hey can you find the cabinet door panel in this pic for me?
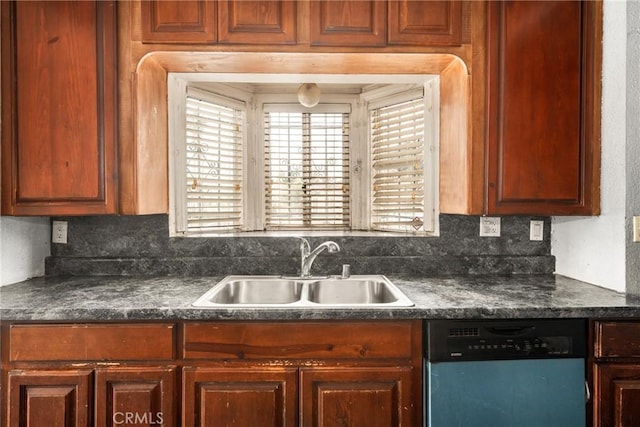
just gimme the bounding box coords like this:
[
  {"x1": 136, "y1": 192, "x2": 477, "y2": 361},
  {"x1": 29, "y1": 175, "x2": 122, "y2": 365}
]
[
  {"x1": 309, "y1": 0, "x2": 386, "y2": 46},
  {"x1": 388, "y1": 0, "x2": 462, "y2": 45},
  {"x1": 300, "y1": 366, "x2": 414, "y2": 427},
  {"x1": 183, "y1": 366, "x2": 297, "y2": 426},
  {"x1": 594, "y1": 364, "x2": 640, "y2": 427},
  {"x1": 217, "y1": 0, "x2": 296, "y2": 44},
  {"x1": 1, "y1": 0, "x2": 117, "y2": 215},
  {"x1": 486, "y1": 1, "x2": 601, "y2": 215},
  {"x1": 7, "y1": 370, "x2": 92, "y2": 427},
  {"x1": 95, "y1": 366, "x2": 177, "y2": 427},
  {"x1": 141, "y1": 0, "x2": 216, "y2": 43}
]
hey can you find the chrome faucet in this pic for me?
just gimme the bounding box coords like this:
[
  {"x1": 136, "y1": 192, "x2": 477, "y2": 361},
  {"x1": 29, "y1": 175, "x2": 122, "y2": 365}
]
[{"x1": 298, "y1": 238, "x2": 340, "y2": 278}]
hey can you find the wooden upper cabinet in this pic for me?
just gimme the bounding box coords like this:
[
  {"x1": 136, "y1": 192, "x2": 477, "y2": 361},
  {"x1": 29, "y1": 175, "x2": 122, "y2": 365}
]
[
  {"x1": 486, "y1": 1, "x2": 601, "y2": 215},
  {"x1": 141, "y1": 0, "x2": 216, "y2": 43},
  {"x1": 388, "y1": 0, "x2": 463, "y2": 45},
  {"x1": 218, "y1": 0, "x2": 296, "y2": 44},
  {"x1": 309, "y1": 1, "x2": 386, "y2": 47},
  {"x1": 0, "y1": 0, "x2": 117, "y2": 215}
]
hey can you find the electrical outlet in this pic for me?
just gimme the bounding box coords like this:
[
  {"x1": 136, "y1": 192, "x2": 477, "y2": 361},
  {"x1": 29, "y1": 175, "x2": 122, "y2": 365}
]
[
  {"x1": 530, "y1": 220, "x2": 544, "y2": 241},
  {"x1": 634, "y1": 216, "x2": 640, "y2": 242},
  {"x1": 480, "y1": 217, "x2": 501, "y2": 237},
  {"x1": 52, "y1": 220, "x2": 68, "y2": 244}
]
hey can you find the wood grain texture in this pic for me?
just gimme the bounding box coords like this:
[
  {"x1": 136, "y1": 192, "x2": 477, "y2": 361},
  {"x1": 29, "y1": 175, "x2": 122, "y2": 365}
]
[
  {"x1": 183, "y1": 366, "x2": 297, "y2": 426},
  {"x1": 95, "y1": 366, "x2": 177, "y2": 427},
  {"x1": 7, "y1": 369, "x2": 92, "y2": 427},
  {"x1": 388, "y1": 0, "x2": 463, "y2": 46},
  {"x1": 182, "y1": 321, "x2": 415, "y2": 360},
  {"x1": 486, "y1": 0, "x2": 601, "y2": 215},
  {"x1": 309, "y1": 0, "x2": 386, "y2": 47},
  {"x1": 1, "y1": 0, "x2": 118, "y2": 215},
  {"x1": 593, "y1": 364, "x2": 640, "y2": 427},
  {"x1": 300, "y1": 366, "x2": 414, "y2": 427},
  {"x1": 218, "y1": 0, "x2": 296, "y2": 44},
  {"x1": 9, "y1": 324, "x2": 175, "y2": 362},
  {"x1": 141, "y1": 0, "x2": 216, "y2": 44},
  {"x1": 595, "y1": 322, "x2": 640, "y2": 359}
]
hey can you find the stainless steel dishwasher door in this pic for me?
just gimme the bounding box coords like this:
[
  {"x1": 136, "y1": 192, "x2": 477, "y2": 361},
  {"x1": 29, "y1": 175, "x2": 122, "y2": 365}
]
[{"x1": 427, "y1": 358, "x2": 586, "y2": 427}]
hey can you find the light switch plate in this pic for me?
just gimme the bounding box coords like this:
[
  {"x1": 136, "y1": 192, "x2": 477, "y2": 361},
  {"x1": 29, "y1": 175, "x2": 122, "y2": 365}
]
[
  {"x1": 480, "y1": 217, "x2": 501, "y2": 237},
  {"x1": 530, "y1": 220, "x2": 544, "y2": 241},
  {"x1": 52, "y1": 220, "x2": 68, "y2": 244}
]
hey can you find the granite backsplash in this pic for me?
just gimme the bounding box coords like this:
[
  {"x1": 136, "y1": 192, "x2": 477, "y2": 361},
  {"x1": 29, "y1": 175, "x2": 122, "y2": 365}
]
[{"x1": 46, "y1": 214, "x2": 553, "y2": 277}]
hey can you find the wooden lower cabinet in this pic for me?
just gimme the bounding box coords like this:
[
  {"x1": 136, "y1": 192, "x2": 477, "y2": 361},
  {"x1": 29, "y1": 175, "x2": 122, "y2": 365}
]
[
  {"x1": 183, "y1": 366, "x2": 298, "y2": 426},
  {"x1": 95, "y1": 366, "x2": 177, "y2": 427},
  {"x1": 7, "y1": 369, "x2": 92, "y2": 427},
  {"x1": 2, "y1": 320, "x2": 421, "y2": 426},
  {"x1": 593, "y1": 321, "x2": 640, "y2": 427},
  {"x1": 594, "y1": 364, "x2": 640, "y2": 427},
  {"x1": 300, "y1": 366, "x2": 414, "y2": 427}
]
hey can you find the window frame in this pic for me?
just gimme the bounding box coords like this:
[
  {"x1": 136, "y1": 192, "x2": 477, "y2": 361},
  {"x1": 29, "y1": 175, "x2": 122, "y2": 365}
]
[
  {"x1": 262, "y1": 104, "x2": 352, "y2": 230},
  {"x1": 168, "y1": 75, "x2": 439, "y2": 237}
]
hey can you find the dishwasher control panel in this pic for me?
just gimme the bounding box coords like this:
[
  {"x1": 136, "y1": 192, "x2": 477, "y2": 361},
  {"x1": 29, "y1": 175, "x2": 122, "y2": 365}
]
[{"x1": 427, "y1": 319, "x2": 586, "y2": 362}]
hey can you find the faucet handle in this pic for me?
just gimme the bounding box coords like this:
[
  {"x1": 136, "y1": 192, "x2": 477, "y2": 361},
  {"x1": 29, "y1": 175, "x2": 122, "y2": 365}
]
[{"x1": 341, "y1": 264, "x2": 351, "y2": 279}]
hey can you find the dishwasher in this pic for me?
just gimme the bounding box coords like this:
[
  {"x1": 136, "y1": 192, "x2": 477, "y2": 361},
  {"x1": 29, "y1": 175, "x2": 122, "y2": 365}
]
[{"x1": 425, "y1": 319, "x2": 587, "y2": 427}]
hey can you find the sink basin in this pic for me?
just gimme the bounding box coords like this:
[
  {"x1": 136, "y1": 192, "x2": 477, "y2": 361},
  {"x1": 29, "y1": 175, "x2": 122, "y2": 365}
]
[
  {"x1": 192, "y1": 275, "x2": 413, "y2": 308},
  {"x1": 203, "y1": 278, "x2": 303, "y2": 305},
  {"x1": 307, "y1": 278, "x2": 399, "y2": 304}
]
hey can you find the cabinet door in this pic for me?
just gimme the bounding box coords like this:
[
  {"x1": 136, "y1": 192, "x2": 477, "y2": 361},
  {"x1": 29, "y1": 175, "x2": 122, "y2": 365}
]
[
  {"x1": 309, "y1": 0, "x2": 386, "y2": 47},
  {"x1": 300, "y1": 366, "x2": 415, "y2": 427},
  {"x1": 388, "y1": 0, "x2": 463, "y2": 45},
  {"x1": 217, "y1": 0, "x2": 296, "y2": 44},
  {"x1": 486, "y1": 1, "x2": 601, "y2": 215},
  {"x1": 95, "y1": 366, "x2": 177, "y2": 427},
  {"x1": 0, "y1": 0, "x2": 118, "y2": 215},
  {"x1": 140, "y1": 0, "x2": 216, "y2": 44},
  {"x1": 7, "y1": 369, "x2": 92, "y2": 427},
  {"x1": 182, "y1": 366, "x2": 298, "y2": 426},
  {"x1": 594, "y1": 364, "x2": 640, "y2": 427}
]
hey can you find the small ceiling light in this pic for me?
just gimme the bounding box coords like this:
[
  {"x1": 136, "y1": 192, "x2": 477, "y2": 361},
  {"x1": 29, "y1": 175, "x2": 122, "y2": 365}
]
[{"x1": 297, "y1": 83, "x2": 321, "y2": 108}]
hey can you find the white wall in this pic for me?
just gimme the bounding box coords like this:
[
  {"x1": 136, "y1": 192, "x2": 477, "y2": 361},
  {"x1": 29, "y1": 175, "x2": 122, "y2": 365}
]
[
  {"x1": 0, "y1": 217, "x2": 50, "y2": 286},
  {"x1": 552, "y1": 0, "x2": 628, "y2": 293}
]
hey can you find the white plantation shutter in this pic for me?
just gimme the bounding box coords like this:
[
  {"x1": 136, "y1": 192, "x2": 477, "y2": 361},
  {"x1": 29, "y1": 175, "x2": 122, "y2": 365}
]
[
  {"x1": 370, "y1": 93, "x2": 427, "y2": 233},
  {"x1": 185, "y1": 89, "x2": 244, "y2": 233},
  {"x1": 264, "y1": 107, "x2": 350, "y2": 230}
]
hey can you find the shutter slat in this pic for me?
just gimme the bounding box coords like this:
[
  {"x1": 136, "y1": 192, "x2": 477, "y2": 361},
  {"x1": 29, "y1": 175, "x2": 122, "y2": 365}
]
[
  {"x1": 185, "y1": 94, "x2": 244, "y2": 233},
  {"x1": 264, "y1": 111, "x2": 350, "y2": 229},
  {"x1": 370, "y1": 97, "x2": 426, "y2": 233}
]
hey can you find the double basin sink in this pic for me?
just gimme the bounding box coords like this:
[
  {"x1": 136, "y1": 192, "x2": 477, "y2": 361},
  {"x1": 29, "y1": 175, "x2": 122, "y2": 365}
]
[{"x1": 193, "y1": 274, "x2": 414, "y2": 308}]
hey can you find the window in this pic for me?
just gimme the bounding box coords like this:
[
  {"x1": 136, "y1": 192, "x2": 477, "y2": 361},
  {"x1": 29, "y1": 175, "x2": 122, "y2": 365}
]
[
  {"x1": 369, "y1": 93, "x2": 427, "y2": 233},
  {"x1": 169, "y1": 77, "x2": 438, "y2": 236},
  {"x1": 173, "y1": 88, "x2": 245, "y2": 234},
  {"x1": 264, "y1": 108, "x2": 350, "y2": 230}
]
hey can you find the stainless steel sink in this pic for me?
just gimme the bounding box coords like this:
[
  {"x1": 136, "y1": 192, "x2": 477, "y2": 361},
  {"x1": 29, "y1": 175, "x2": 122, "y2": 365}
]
[
  {"x1": 203, "y1": 278, "x2": 303, "y2": 305},
  {"x1": 192, "y1": 275, "x2": 413, "y2": 308},
  {"x1": 307, "y1": 278, "x2": 400, "y2": 305}
]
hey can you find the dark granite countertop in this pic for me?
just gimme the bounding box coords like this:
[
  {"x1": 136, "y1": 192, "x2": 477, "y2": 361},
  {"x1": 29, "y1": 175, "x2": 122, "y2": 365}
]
[{"x1": 1, "y1": 274, "x2": 639, "y2": 322}]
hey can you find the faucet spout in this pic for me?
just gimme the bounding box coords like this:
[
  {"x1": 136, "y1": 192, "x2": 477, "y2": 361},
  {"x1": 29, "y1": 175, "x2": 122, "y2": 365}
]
[{"x1": 298, "y1": 238, "x2": 340, "y2": 278}]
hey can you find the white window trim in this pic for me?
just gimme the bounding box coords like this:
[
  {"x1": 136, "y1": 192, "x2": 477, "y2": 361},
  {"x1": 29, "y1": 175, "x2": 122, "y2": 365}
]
[
  {"x1": 168, "y1": 75, "x2": 439, "y2": 237},
  {"x1": 362, "y1": 81, "x2": 440, "y2": 235}
]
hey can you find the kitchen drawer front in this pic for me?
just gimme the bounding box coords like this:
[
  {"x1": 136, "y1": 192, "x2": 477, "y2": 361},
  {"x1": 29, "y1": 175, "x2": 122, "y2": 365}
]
[
  {"x1": 595, "y1": 321, "x2": 640, "y2": 358},
  {"x1": 9, "y1": 323, "x2": 176, "y2": 362},
  {"x1": 183, "y1": 321, "x2": 417, "y2": 360}
]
